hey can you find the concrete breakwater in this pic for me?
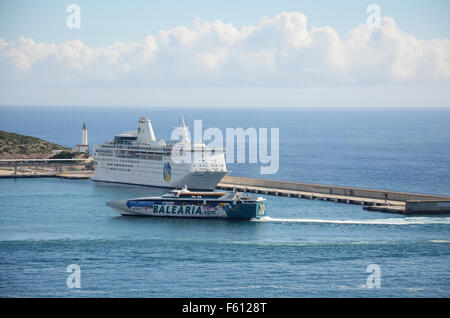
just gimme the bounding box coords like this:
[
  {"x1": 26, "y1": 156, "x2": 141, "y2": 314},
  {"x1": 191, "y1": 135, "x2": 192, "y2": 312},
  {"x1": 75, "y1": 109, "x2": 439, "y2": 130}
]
[
  {"x1": 0, "y1": 169, "x2": 94, "y2": 179},
  {"x1": 217, "y1": 176, "x2": 450, "y2": 214},
  {"x1": 0, "y1": 158, "x2": 93, "y2": 179}
]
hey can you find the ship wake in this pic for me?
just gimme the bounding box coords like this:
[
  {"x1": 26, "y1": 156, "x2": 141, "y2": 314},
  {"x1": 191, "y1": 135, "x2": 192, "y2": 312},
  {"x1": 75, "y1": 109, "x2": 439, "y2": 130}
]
[{"x1": 251, "y1": 216, "x2": 450, "y2": 225}]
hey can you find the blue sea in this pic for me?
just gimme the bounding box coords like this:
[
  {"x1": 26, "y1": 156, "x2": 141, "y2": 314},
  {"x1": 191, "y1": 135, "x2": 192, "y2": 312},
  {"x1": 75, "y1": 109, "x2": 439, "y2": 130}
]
[{"x1": 0, "y1": 106, "x2": 449, "y2": 297}]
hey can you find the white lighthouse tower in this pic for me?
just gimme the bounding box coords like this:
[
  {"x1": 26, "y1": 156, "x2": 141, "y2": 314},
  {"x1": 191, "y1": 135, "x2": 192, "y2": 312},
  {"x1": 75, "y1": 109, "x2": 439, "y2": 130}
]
[
  {"x1": 82, "y1": 123, "x2": 88, "y2": 145},
  {"x1": 76, "y1": 123, "x2": 89, "y2": 155}
]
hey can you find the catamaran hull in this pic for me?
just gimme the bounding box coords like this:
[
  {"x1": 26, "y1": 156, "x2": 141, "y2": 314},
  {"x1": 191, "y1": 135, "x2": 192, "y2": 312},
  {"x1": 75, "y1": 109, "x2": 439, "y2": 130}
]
[{"x1": 107, "y1": 199, "x2": 266, "y2": 219}]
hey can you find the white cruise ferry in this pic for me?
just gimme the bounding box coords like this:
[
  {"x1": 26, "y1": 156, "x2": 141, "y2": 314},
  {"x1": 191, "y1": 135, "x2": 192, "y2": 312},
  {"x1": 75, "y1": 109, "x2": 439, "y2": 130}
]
[{"x1": 91, "y1": 116, "x2": 228, "y2": 190}]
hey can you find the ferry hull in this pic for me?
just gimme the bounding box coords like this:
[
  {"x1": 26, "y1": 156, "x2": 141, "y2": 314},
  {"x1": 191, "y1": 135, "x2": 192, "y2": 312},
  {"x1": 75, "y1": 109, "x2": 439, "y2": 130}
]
[
  {"x1": 107, "y1": 199, "x2": 266, "y2": 220},
  {"x1": 92, "y1": 170, "x2": 228, "y2": 191}
]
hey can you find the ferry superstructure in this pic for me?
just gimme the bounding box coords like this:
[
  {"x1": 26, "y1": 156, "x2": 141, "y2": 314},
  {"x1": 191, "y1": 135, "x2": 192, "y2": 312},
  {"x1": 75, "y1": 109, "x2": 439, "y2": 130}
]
[
  {"x1": 92, "y1": 116, "x2": 228, "y2": 190},
  {"x1": 106, "y1": 187, "x2": 267, "y2": 219}
]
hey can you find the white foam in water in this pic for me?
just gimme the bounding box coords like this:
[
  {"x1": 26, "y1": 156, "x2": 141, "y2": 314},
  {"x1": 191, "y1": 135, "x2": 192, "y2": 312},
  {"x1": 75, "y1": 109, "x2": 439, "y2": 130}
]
[
  {"x1": 252, "y1": 216, "x2": 450, "y2": 225},
  {"x1": 429, "y1": 239, "x2": 450, "y2": 243}
]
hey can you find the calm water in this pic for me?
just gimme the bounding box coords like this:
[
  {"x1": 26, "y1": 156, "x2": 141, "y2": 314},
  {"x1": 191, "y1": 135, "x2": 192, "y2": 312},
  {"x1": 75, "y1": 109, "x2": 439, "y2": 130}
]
[{"x1": 0, "y1": 106, "x2": 449, "y2": 297}]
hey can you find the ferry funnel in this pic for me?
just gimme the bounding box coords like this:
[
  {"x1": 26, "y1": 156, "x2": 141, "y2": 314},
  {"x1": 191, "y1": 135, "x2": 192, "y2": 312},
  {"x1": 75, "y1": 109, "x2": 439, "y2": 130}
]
[{"x1": 138, "y1": 117, "x2": 156, "y2": 142}]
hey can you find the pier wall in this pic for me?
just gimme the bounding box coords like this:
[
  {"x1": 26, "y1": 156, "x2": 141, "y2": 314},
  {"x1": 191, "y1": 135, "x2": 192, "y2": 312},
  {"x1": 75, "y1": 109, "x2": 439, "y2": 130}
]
[
  {"x1": 406, "y1": 200, "x2": 450, "y2": 214},
  {"x1": 220, "y1": 176, "x2": 450, "y2": 202}
]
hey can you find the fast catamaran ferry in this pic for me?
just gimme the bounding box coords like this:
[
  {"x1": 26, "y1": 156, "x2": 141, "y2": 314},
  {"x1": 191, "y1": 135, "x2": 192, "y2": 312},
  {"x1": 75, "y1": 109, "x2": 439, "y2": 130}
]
[
  {"x1": 92, "y1": 116, "x2": 228, "y2": 190},
  {"x1": 106, "y1": 186, "x2": 267, "y2": 219}
]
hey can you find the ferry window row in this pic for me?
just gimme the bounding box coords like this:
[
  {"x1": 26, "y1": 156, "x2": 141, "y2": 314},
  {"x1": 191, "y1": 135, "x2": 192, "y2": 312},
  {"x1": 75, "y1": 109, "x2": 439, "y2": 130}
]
[
  {"x1": 106, "y1": 163, "x2": 133, "y2": 168},
  {"x1": 94, "y1": 152, "x2": 113, "y2": 157},
  {"x1": 108, "y1": 167, "x2": 131, "y2": 172}
]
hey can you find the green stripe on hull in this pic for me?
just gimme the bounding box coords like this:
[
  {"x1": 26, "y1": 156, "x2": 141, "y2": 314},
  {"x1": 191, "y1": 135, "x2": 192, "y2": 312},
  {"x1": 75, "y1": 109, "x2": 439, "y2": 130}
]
[{"x1": 225, "y1": 202, "x2": 267, "y2": 219}]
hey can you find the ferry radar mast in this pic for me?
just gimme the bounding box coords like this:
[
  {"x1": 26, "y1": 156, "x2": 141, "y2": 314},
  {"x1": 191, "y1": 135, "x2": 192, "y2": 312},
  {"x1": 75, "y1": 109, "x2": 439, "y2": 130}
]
[{"x1": 177, "y1": 115, "x2": 190, "y2": 143}]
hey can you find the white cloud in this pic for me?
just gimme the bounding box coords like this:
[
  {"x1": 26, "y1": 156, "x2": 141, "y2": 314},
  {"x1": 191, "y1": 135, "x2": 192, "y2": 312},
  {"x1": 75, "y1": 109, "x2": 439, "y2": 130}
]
[{"x1": 1, "y1": 12, "x2": 449, "y2": 87}]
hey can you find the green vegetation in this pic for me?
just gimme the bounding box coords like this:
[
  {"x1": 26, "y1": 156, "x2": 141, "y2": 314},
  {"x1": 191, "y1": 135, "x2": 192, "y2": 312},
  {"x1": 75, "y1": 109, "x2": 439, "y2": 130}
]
[
  {"x1": 0, "y1": 131, "x2": 72, "y2": 159},
  {"x1": 50, "y1": 151, "x2": 76, "y2": 159}
]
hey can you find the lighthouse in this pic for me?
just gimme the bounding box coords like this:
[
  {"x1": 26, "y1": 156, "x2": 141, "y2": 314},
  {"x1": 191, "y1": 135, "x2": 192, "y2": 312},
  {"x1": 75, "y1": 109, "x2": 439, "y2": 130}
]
[
  {"x1": 76, "y1": 123, "x2": 89, "y2": 155},
  {"x1": 82, "y1": 123, "x2": 88, "y2": 145}
]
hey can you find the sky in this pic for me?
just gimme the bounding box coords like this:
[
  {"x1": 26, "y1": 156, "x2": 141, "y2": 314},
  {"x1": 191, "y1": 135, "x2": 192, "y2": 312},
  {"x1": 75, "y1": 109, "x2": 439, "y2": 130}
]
[{"x1": 0, "y1": 0, "x2": 449, "y2": 107}]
